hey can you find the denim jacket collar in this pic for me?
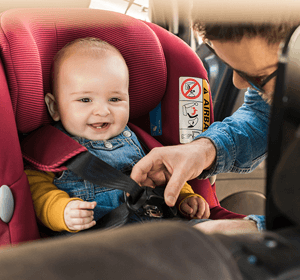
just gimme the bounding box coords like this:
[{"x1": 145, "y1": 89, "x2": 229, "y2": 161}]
[{"x1": 53, "y1": 121, "x2": 132, "y2": 146}]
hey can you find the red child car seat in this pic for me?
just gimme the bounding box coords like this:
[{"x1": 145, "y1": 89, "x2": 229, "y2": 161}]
[{"x1": 0, "y1": 8, "x2": 245, "y2": 245}]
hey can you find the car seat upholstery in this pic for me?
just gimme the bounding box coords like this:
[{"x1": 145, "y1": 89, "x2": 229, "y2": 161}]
[
  {"x1": 0, "y1": 56, "x2": 40, "y2": 246},
  {"x1": 0, "y1": 8, "x2": 245, "y2": 245}
]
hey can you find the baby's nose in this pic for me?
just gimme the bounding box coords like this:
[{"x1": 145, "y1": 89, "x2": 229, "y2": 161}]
[{"x1": 93, "y1": 104, "x2": 110, "y2": 116}]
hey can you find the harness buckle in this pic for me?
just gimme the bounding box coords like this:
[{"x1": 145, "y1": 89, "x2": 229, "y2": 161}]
[{"x1": 125, "y1": 186, "x2": 177, "y2": 219}]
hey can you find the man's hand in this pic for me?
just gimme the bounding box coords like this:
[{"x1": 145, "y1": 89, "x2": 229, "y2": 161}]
[
  {"x1": 180, "y1": 196, "x2": 210, "y2": 219},
  {"x1": 194, "y1": 219, "x2": 259, "y2": 235},
  {"x1": 64, "y1": 200, "x2": 97, "y2": 231},
  {"x1": 131, "y1": 138, "x2": 216, "y2": 206}
]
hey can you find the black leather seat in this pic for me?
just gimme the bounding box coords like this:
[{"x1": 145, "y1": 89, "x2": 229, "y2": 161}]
[{"x1": 220, "y1": 191, "x2": 266, "y2": 216}]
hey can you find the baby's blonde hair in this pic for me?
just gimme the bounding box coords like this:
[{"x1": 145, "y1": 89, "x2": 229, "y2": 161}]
[{"x1": 51, "y1": 37, "x2": 126, "y2": 95}]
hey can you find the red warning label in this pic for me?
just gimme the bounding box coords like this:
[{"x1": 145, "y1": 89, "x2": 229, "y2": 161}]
[{"x1": 180, "y1": 78, "x2": 201, "y2": 100}]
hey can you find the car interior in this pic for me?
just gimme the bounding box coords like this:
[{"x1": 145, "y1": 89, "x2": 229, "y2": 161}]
[
  {"x1": 0, "y1": 0, "x2": 300, "y2": 279},
  {"x1": 0, "y1": 4, "x2": 249, "y2": 244}
]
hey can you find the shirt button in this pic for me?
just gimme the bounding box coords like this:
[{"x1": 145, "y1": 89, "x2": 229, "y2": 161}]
[
  {"x1": 123, "y1": 130, "x2": 132, "y2": 138},
  {"x1": 104, "y1": 141, "x2": 113, "y2": 148}
]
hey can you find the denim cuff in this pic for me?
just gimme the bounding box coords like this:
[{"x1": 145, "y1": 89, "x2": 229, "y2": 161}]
[
  {"x1": 194, "y1": 128, "x2": 235, "y2": 179},
  {"x1": 244, "y1": 215, "x2": 266, "y2": 232}
]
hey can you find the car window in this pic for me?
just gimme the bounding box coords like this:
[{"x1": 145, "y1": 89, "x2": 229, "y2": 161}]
[{"x1": 89, "y1": 0, "x2": 149, "y2": 21}]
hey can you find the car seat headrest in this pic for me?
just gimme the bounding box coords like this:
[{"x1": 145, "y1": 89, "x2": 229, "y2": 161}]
[{"x1": 0, "y1": 8, "x2": 167, "y2": 133}]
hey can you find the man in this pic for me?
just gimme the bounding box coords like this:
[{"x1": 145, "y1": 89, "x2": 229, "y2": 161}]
[{"x1": 130, "y1": 18, "x2": 300, "y2": 233}]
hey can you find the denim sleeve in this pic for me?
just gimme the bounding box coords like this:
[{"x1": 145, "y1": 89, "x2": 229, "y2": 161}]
[
  {"x1": 195, "y1": 88, "x2": 270, "y2": 178},
  {"x1": 244, "y1": 215, "x2": 266, "y2": 231}
]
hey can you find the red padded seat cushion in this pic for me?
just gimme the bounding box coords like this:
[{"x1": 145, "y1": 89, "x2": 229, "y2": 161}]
[{"x1": 0, "y1": 8, "x2": 167, "y2": 133}]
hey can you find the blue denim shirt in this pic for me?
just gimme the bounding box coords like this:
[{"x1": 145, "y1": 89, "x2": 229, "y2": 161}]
[
  {"x1": 196, "y1": 88, "x2": 271, "y2": 179},
  {"x1": 53, "y1": 123, "x2": 146, "y2": 221}
]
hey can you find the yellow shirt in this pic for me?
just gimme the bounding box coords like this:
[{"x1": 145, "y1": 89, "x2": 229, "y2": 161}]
[{"x1": 25, "y1": 169, "x2": 205, "y2": 232}]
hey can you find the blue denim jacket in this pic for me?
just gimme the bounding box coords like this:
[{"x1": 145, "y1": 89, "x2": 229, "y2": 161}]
[
  {"x1": 196, "y1": 88, "x2": 271, "y2": 178},
  {"x1": 53, "y1": 123, "x2": 146, "y2": 221},
  {"x1": 193, "y1": 88, "x2": 269, "y2": 231}
]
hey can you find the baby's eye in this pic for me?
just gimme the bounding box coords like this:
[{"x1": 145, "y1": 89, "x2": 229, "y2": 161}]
[
  {"x1": 79, "y1": 98, "x2": 91, "y2": 103},
  {"x1": 110, "y1": 97, "x2": 120, "y2": 102}
]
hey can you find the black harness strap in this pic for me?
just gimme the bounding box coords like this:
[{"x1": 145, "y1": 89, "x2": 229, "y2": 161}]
[
  {"x1": 66, "y1": 151, "x2": 177, "y2": 230},
  {"x1": 66, "y1": 152, "x2": 143, "y2": 203},
  {"x1": 65, "y1": 151, "x2": 147, "y2": 229},
  {"x1": 93, "y1": 203, "x2": 131, "y2": 229}
]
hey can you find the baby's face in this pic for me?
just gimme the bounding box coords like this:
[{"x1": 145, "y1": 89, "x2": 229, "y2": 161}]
[{"x1": 54, "y1": 51, "x2": 130, "y2": 141}]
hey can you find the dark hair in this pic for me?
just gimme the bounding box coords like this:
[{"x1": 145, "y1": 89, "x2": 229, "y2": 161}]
[{"x1": 193, "y1": 22, "x2": 299, "y2": 44}]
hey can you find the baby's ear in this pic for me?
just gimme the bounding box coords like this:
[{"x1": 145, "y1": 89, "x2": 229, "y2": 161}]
[{"x1": 45, "y1": 93, "x2": 60, "y2": 121}]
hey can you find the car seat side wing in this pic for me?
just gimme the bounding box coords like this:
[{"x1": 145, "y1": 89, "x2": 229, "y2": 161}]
[{"x1": 21, "y1": 125, "x2": 87, "y2": 172}]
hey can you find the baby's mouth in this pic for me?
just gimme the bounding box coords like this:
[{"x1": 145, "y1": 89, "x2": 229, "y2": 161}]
[{"x1": 89, "y1": 123, "x2": 109, "y2": 129}]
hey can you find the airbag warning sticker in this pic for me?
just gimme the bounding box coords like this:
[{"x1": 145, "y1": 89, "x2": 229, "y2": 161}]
[{"x1": 179, "y1": 77, "x2": 210, "y2": 144}]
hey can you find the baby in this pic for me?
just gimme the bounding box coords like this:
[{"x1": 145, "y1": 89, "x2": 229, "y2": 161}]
[{"x1": 26, "y1": 37, "x2": 210, "y2": 233}]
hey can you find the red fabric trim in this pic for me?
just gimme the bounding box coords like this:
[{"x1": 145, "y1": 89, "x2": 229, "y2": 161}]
[
  {"x1": 0, "y1": 221, "x2": 10, "y2": 247},
  {"x1": 210, "y1": 206, "x2": 246, "y2": 220},
  {"x1": 21, "y1": 125, "x2": 87, "y2": 172}
]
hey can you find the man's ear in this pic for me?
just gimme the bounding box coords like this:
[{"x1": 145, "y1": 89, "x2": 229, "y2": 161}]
[{"x1": 45, "y1": 93, "x2": 60, "y2": 121}]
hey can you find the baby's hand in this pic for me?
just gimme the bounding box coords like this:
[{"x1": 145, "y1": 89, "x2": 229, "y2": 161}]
[
  {"x1": 64, "y1": 200, "x2": 97, "y2": 231},
  {"x1": 180, "y1": 196, "x2": 210, "y2": 219}
]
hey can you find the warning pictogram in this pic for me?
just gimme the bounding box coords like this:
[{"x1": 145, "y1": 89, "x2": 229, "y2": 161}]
[
  {"x1": 179, "y1": 77, "x2": 204, "y2": 144},
  {"x1": 181, "y1": 78, "x2": 201, "y2": 99}
]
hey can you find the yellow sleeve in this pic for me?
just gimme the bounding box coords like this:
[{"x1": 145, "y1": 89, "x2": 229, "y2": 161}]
[
  {"x1": 25, "y1": 169, "x2": 82, "y2": 232},
  {"x1": 177, "y1": 182, "x2": 206, "y2": 212}
]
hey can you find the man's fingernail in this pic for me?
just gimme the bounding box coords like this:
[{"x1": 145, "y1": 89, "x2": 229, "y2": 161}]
[{"x1": 167, "y1": 196, "x2": 176, "y2": 205}]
